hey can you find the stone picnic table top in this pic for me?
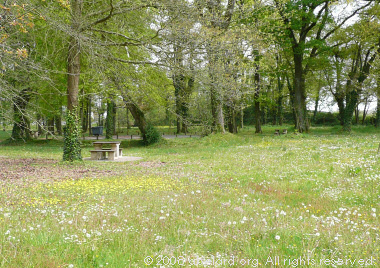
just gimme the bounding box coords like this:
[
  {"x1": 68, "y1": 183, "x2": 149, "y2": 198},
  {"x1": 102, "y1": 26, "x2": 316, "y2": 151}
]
[{"x1": 92, "y1": 141, "x2": 121, "y2": 159}]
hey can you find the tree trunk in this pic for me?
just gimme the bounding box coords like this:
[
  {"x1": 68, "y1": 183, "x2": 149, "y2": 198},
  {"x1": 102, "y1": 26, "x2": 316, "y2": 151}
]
[
  {"x1": 11, "y1": 88, "x2": 31, "y2": 141},
  {"x1": 126, "y1": 108, "x2": 131, "y2": 130},
  {"x1": 354, "y1": 105, "x2": 359, "y2": 125},
  {"x1": 286, "y1": 75, "x2": 297, "y2": 127},
  {"x1": 55, "y1": 113, "x2": 62, "y2": 135},
  {"x1": 361, "y1": 97, "x2": 368, "y2": 125},
  {"x1": 181, "y1": 76, "x2": 193, "y2": 134},
  {"x1": 293, "y1": 53, "x2": 309, "y2": 132},
  {"x1": 254, "y1": 55, "x2": 261, "y2": 133},
  {"x1": 174, "y1": 74, "x2": 183, "y2": 134},
  {"x1": 376, "y1": 95, "x2": 380, "y2": 128},
  {"x1": 67, "y1": 0, "x2": 82, "y2": 111},
  {"x1": 210, "y1": 82, "x2": 225, "y2": 133},
  {"x1": 80, "y1": 93, "x2": 88, "y2": 133},
  {"x1": 64, "y1": 0, "x2": 82, "y2": 161},
  {"x1": 105, "y1": 100, "x2": 116, "y2": 139},
  {"x1": 313, "y1": 89, "x2": 320, "y2": 123},
  {"x1": 227, "y1": 105, "x2": 237, "y2": 134},
  {"x1": 240, "y1": 106, "x2": 244, "y2": 129},
  {"x1": 47, "y1": 117, "x2": 55, "y2": 134},
  {"x1": 88, "y1": 95, "x2": 92, "y2": 135},
  {"x1": 277, "y1": 75, "x2": 284, "y2": 126},
  {"x1": 335, "y1": 95, "x2": 345, "y2": 126},
  {"x1": 113, "y1": 102, "x2": 117, "y2": 135},
  {"x1": 342, "y1": 87, "x2": 359, "y2": 132},
  {"x1": 37, "y1": 113, "x2": 43, "y2": 134},
  {"x1": 67, "y1": 39, "x2": 80, "y2": 111},
  {"x1": 123, "y1": 97, "x2": 147, "y2": 140}
]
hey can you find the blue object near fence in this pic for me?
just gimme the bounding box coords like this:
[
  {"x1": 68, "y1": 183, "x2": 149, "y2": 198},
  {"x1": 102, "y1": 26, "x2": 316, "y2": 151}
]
[{"x1": 91, "y1": 126, "x2": 103, "y2": 136}]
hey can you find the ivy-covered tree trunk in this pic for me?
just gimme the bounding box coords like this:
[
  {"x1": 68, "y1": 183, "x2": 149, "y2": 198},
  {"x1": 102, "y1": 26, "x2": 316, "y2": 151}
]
[
  {"x1": 11, "y1": 88, "x2": 31, "y2": 141},
  {"x1": 63, "y1": 0, "x2": 82, "y2": 161},
  {"x1": 63, "y1": 110, "x2": 82, "y2": 161}
]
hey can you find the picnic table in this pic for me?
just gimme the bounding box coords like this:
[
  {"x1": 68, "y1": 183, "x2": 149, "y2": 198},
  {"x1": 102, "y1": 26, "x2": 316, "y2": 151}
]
[{"x1": 90, "y1": 141, "x2": 122, "y2": 160}]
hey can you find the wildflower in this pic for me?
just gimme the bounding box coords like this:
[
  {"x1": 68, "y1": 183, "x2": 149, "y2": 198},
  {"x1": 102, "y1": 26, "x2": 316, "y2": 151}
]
[{"x1": 275, "y1": 235, "x2": 280, "y2": 240}]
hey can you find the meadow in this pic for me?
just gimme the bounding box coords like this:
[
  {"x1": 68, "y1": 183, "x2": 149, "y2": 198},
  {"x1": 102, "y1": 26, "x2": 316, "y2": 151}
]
[{"x1": 0, "y1": 126, "x2": 379, "y2": 267}]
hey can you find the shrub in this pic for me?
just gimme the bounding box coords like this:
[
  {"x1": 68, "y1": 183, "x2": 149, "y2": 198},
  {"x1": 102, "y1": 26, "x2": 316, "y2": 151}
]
[
  {"x1": 143, "y1": 123, "x2": 161, "y2": 146},
  {"x1": 313, "y1": 112, "x2": 340, "y2": 126}
]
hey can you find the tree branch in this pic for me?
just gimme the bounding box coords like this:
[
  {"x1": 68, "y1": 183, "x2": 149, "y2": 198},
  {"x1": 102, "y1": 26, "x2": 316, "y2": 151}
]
[{"x1": 322, "y1": 1, "x2": 372, "y2": 40}]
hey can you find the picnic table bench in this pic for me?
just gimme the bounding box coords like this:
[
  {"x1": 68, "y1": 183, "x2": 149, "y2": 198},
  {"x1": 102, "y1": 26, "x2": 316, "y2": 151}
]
[{"x1": 90, "y1": 141, "x2": 122, "y2": 160}]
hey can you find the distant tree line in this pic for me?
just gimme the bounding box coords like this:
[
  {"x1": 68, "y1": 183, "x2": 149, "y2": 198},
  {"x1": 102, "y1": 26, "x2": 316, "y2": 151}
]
[{"x1": 1, "y1": 0, "x2": 380, "y2": 160}]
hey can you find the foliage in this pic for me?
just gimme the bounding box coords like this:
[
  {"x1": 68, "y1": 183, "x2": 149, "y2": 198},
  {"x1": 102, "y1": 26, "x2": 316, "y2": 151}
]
[{"x1": 63, "y1": 110, "x2": 82, "y2": 161}]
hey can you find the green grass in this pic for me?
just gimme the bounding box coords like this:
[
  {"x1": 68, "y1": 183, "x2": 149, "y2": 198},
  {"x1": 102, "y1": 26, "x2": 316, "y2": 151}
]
[{"x1": 0, "y1": 125, "x2": 379, "y2": 267}]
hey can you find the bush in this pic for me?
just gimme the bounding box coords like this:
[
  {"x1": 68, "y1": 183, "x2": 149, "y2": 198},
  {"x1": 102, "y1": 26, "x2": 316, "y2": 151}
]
[
  {"x1": 143, "y1": 123, "x2": 161, "y2": 146},
  {"x1": 313, "y1": 112, "x2": 340, "y2": 126}
]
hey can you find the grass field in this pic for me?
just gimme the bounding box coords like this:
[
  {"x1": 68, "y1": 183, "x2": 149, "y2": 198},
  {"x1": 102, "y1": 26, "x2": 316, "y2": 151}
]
[{"x1": 0, "y1": 125, "x2": 379, "y2": 267}]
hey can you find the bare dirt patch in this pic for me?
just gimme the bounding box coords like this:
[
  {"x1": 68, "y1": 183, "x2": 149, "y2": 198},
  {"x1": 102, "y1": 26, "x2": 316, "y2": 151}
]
[
  {"x1": 138, "y1": 161, "x2": 167, "y2": 168},
  {"x1": 0, "y1": 158, "x2": 123, "y2": 181}
]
